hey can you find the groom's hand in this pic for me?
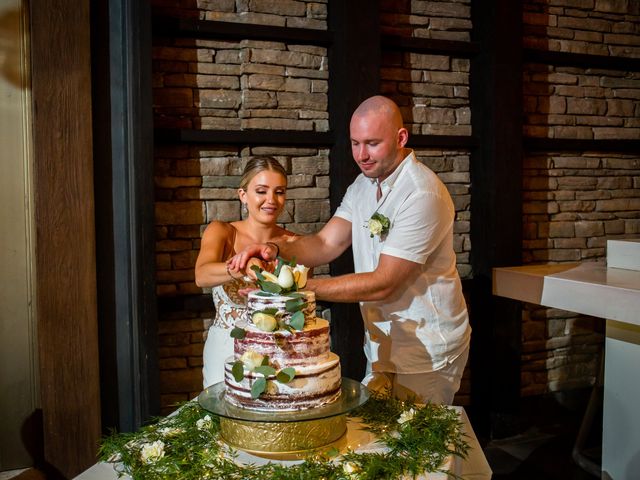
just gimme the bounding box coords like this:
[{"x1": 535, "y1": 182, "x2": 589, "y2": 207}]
[{"x1": 227, "y1": 243, "x2": 278, "y2": 271}]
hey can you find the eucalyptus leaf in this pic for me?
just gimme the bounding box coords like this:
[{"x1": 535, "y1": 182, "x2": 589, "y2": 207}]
[
  {"x1": 250, "y1": 377, "x2": 267, "y2": 399},
  {"x1": 231, "y1": 361, "x2": 244, "y2": 382},
  {"x1": 286, "y1": 292, "x2": 305, "y2": 299},
  {"x1": 251, "y1": 265, "x2": 265, "y2": 281},
  {"x1": 259, "y1": 307, "x2": 279, "y2": 315},
  {"x1": 276, "y1": 367, "x2": 296, "y2": 383},
  {"x1": 253, "y1": 291, "x2": 274, "y2": 297},
  {"x1": 230, "y1": 326, "x2": 246, "y2": 339},
  {"x1": 261, "y1": 355, "x2": 270, "y2": 366},
  {"x1": 254, "y1": 365, "x2": 276, "y2": 377},
  {"x1": 285, "y1": 297, "x2": 304, "y2": 312},
  {"x1": 289, "y1": 310, "x2": 305, "y2": 331},
  {"x1": 261, "y1": 281, "x2": 282, "y2": 294},
  {"x1": 274, "y1": 258, "x2": 284, "y2": 277}
]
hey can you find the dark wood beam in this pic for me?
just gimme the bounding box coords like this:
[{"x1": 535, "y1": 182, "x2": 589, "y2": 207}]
[
  {"x1": 470, "y1": 0, "x2": 523, "y2": 438},
  {"x1": 382, "y1": 35, "x2": 480, "y2": 57},
  {"x1": 524, "y1": 137, "x2": 640, "y2": 153},
  {"x1": 525, "y1": 48, "x2": 640, "y2": 72},
  {"x1": 92, "y1": 0, "x2": 159, "y2": 434},
  {"x1": 154, "y1": 128, "x2": 333, "y2": 146},
  {"x1": 153, "y1": 16, "x2": 332, "y2": 46},
  {"x1": 327, "y1": 0, "x2": 381, "y2": 381},
  {"x1": 153, "y1": 129, "x2": 476, "y2": 149},
  {"x1": 30, "y1": 0, "x2": 100, "y2": 476}
]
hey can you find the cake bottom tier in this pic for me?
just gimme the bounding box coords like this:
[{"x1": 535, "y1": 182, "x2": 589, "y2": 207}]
[{"x1": 224, "y1": 353, "x2": 342, "y2": 411}]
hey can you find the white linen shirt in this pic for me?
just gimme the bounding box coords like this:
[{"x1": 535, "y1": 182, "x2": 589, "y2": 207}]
[{"x1": 334, "y1": 151, "x2": 471, "y2": 373}]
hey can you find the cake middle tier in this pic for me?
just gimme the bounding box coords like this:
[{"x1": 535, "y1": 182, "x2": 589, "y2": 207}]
[{"x1": 236, "y1": 318, "x2": 331, "y2": 369}]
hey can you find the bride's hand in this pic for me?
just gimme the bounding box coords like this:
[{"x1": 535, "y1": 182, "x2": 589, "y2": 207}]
[{"x1": 245, "y1": 257, "x2": 265, "y2": 280}]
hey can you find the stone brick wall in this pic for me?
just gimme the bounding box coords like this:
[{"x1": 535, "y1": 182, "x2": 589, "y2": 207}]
[
  {"x1": 382, "y1": 51, "x2": 471, "y2": 137},
  {"x1": 415, "y1": 149, "x2": 472, "y2": 278},
  {"x1": 524, "y1": 65, "x2": 640, "y2": 139},
  {"x1": 524, "y1": 0, "x2": 640, "y2": 57},
  {"x1": 521, "y1": 0, "x2": 640, "y2": 395},
  {"x1": 153, "y1": 38, "x2": 328, "y2": 131},
  {"x1": 153, "y1": 0, "x2": 327, "y2": 29},
  {"x1": 381, "y1": 0, "x2": 472, "y2": 41}
]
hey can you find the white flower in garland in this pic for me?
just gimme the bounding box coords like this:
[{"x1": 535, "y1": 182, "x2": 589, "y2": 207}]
[
  {"x1": 196, "y1": 414, "x2": 213, "y2": 431},
  {"x1": 343, "y1": 461, "x2": 360, "y2": 475},
  {"x1": 140, "y1": 440, "x2": 165, "y2": 463},
  {"x1": 159, "y1": 426, "x2": 184, "y2": 438},
  {"x1": 397, "y1": 408, "x2": 416, "y2": 426},
  {"x1": 367, "y1": 212, "x2": 390, "y2": 238}
]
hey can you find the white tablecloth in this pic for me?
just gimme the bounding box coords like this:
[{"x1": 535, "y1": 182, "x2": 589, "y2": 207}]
[{"x1": 75, "y1": 406, "x2": 491, "y2": 479}]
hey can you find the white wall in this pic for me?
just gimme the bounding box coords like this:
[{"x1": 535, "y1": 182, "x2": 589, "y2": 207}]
[{"x1": 0, "y1": 0, "x2": 38, "y2": 470}]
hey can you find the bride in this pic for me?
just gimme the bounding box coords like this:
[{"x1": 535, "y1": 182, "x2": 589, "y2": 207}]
[{"x1": 195, "y1": 156, "x2": 297, "y2": 388}]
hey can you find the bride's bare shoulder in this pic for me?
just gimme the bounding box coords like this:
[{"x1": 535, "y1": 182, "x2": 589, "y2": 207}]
[{"x1": 202, "y1": 221, "x2": 235, "y2": 239}]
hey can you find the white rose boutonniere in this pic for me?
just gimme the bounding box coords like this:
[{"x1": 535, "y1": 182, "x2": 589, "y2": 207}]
[{"x1": 367, "y1": 212, "x2": 390, "y2": 238}]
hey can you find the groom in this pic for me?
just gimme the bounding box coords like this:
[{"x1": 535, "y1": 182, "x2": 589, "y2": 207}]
[{"x1": 229, "y1": 95, "x2": 470, "y2": 405}]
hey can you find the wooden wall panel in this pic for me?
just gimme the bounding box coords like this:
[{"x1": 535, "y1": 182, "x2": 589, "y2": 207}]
[{"x1": 29, "y1": 0, "x2": 100, "y2": 476}]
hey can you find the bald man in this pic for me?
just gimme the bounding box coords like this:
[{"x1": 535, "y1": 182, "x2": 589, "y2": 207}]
[{"x1": 229, "y1": 95, "x2": 471, "y2": 404}]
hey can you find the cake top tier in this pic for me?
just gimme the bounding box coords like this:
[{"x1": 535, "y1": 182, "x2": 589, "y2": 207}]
[
  {"x1": 250, "y1": 258, "x2": 310, "y2": 296},
  {"x1": 244, "y1": 290, "x2": 316, "y2": 332}
]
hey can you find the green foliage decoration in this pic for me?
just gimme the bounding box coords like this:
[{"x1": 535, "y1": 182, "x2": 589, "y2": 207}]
[{"x1": 99, "y1": 393, "x2": 469, "y2": 480}]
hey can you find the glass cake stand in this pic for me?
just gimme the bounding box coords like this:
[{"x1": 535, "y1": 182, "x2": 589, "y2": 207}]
[{"x1": 198, "y1": 378, "x2": 370, "y2": 458}]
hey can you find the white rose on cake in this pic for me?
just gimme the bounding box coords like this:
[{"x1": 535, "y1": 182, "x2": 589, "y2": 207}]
[
  {"x1": 292, "y1": 264, "x2": 309, "y2": 288},
  {"x1": 256, "y1": 260, "x2": 310, "y2": 293},
  {"x1": 239, "y1": 350, "x2": 264, "y2": 371},
  {"x1": 277, "y1": 264, "x2": 295, "y2": 288}
]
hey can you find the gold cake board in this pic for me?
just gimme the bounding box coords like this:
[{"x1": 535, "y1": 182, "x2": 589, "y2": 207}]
[
  {"x1": 198, "y1": 378, "x2": 369, "y2": 459},
  {"x1": 220, "y1": 415, "x2": 347, "y2": 459}
]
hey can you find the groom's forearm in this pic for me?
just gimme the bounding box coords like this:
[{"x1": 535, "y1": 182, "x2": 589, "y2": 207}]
[
  {"x1": 306, "y1": 253, "x2": 422, "y2": 303},
  {"x1": 306, "y1": 273, "x2": 390, "y2": 302}
]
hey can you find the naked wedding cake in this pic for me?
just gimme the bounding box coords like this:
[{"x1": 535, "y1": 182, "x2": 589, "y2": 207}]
[{"x1": 223, "y1": 262, "x2": 342, "y2": 411}]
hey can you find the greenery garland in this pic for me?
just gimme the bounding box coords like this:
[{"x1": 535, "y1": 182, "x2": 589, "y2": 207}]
[{"x1": 99, "y1": 393, "x2": 469, "y2": 479}]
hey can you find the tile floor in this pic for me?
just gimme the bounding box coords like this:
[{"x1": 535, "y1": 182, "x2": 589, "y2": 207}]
[{"x1": 479, "y1": 387, "x2": 602, "y2": 480}]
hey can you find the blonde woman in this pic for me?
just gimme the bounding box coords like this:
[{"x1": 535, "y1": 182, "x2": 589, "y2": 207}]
[{"x1": 195, "y1": 156, "x2": 296, "y2": 388}]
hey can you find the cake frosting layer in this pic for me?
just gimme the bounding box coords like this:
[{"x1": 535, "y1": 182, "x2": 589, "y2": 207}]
[
  {"x1": 236, "y1": 318, "x2": 331, "y2": 369},
  {"x1": 224, "y1": 353, "x2": 341, "y2": 411},
  {"x1": 245, "y1": 290, "x2": 316, "y2": 325}
]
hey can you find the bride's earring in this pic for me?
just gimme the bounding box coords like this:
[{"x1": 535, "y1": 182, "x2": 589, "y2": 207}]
[{"x1": 242, "y1": 203, "x2": 248, "y2": 216}]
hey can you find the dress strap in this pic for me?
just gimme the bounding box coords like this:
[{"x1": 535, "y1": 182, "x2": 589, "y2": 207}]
[{"x1": 227, "y1": 223, "x2": 238, "y2": 259}]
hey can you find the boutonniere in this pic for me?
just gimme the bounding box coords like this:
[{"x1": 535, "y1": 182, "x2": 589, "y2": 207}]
[{"x1": 367, "y1": 212, "x2": 390, "y2": 238}]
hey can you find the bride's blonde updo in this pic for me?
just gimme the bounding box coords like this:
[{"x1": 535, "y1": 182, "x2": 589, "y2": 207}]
[{"x1": 239, "y1": 156, "x2": 287, "y2": 190}]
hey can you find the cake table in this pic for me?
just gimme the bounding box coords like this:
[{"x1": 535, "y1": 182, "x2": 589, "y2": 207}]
[{"x1": 73, "y1": 405, "x2": 491, "y2": 480}]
